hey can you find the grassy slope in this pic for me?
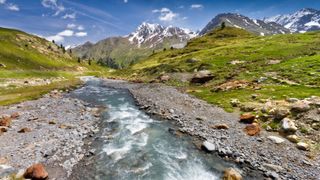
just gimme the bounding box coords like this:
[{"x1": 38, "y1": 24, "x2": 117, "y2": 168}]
[
  {"x1": 113, "y1": 27, "x2": 320, "y2": 111},
  {"x1": 0, "y1": 27, "x2": 109, "y2": 105}
]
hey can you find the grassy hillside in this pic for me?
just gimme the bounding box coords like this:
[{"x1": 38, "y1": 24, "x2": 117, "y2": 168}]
[
  {"x1": 112, "y1": 27, "x2": 320, "y2": 111},
  {"x1": 0, "y1": 27, "x2": 108, "y2": 105}
]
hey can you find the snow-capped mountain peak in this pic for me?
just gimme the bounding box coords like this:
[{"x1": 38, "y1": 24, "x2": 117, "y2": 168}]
[
  {"x1": 128, "y1": 22, "x2": 197, "y2": 47},
  {"x1": 264, "y1": 8, "x2": 320, "y2": 33}
]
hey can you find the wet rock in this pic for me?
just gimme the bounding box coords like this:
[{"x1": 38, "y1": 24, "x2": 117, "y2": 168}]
[
  {"x1": 23, "y1": 163, "x2": 48, "y2": 180},
  {"x1": 296, "y1": 142, "x2": 310, "y2": 151},
  {"x1": 223, "y1": 168, "x2": 242, "y2": 180},
  {"x1": 0, "y1": 116, "x2": 11, "y2": 127},
  {"x1": 244, "y1": 123, "x2": 261, "y2": 136},
  {"x1": 268, "y1": 136, "x2": 285, "y2": 144},
  {"x1": 280, "y1": 118, "x2": 297, "y2": 134},
  {"x1": 211, "y1": 124, "x2": 229, "y2": 129},
  {"x1": 239, "y1": 113, "x2": 255, "y2": 123},
  {"x1": 286, "y1": 135, "x2": 299, "y2": 143},
  {"x1": 18, "y1": 127, "x2": 31, "y2": 133},
  {"x1": 291, "y1": 101, "x2": 310, "y2": 113},
  {"x1": 201, "y1": 141, "x2": 216, "y2": 152},
  {"x1": 190, "y1": 70, "x2": 214, "y2": 84}
]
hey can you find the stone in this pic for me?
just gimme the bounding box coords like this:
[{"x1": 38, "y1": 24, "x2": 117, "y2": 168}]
[
  {"x1": 263, "y1": 163, "x2": 284, "y2": 172},
  {"x1": 0, "y1": 126, "x2": 8, "y2": 135},
  {"x1": 268, "y1": 136, "x2": 285, "y2": 144},
  {"x1": 269, "y1": 108, "x2": 290, "y2": 120},
  {"x1": 280, "y1": 118, "x2": 297, "y2": 134},
  {"x1": 186, "y1": 58, "x2": 198, "y2": 63},
  {"x1": 223, "y1": 168, "x2": 242, "y2": 180},
  {"x1": 287, "y1": 98, "x2": 299, "y2": 103},
  {"x1": 48, "y1": 120, "x2": 56, "y2": 125},
  {"x1": 244, "y1": 123, "x2": 261, "y2": 136},
  {"x1": 158, "y1": 74, "x2": 170, "y2": 82},
  {"x1": 230, "y1": 99, "x2": 240, "y2": 107},
  {"x1": 286, "y1": 135, "x2": 299, "y2": 143},
  {"x1": 0, "y1": 116, "x2": 12, "y2": 127},
  {"x1": 190, "y1": 70, "x2": 214, "y2": 84},
  {"x1": 211, "y1": 124, "x2": 229, "y2": 129},
  {"x1": 23, "y1": 163, "x2": 48, "y2": 180},
  {"x1": 202, "y1": 141, "x2": 216, "y2": 152},
  {"x1": 291, "y1": 101, "x2": 311, "y2": 113},
  {"x1": 0, "y1": 63, "x2": 6, "y2": 68},
  {"x1": 18, "y1": 127, "x2": 31, "y2": 133},
  {"x1": 239, "y1": 113, "x2": 255, "y2": 123},
  {"x1": 10, "y1": 112, "x2": 20, "y2": 119},
  {"x1": 296, "y1": 142, "x2": 310, "y2": 151},
  {"x1": 251, "y1": 94, "x2": 258, "y2": 99}
]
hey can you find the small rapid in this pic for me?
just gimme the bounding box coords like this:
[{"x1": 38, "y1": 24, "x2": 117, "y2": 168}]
[{"x1": 70, "y1": 77, "x2": 231, "y2": 180}]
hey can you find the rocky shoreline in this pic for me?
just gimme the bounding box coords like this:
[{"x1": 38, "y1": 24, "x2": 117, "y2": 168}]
[
  {"x1": 102, "y1": 79, "x2": 320, "y2": 180},
  {"x1": 0, "y1": 90, "x2": 102, "y2": 179}
]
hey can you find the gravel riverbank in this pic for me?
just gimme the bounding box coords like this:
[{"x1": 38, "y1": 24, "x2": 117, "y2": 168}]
[
  {"x1": 0, "y1": 90, "x2": 101, "y2": 179},
  {"x1": 103, "y1": 79, "x2": 320, "y2": 180}
]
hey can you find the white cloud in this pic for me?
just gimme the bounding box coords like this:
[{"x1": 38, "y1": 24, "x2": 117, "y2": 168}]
[
  {"x1": 67, "y1": 23, "x2": 77, "y2": 29},
  {"x1": 41, "y1": 0, "x2": 65, "y2": 16},
  {"x1": 77, "y1": 25, "x2": 84, "y2": 31},
  {"x1": 75, "y1": 32, "x2": 87, "y2": 37},
  {"x1": 46, "y1": 35, "x2": 64, "y2": 43},
  {"x1": 58, "y1": 29, "x2": 74, "y2": 37},
  {"x1": 62, "y1": 13, "x2": 76, "y2": 19},
  {"x1": 6, "y1": 3, "x2": 19, "y2": 11},
  {"x1": 190, "y1": 4, "x2": 204, "y2": 9},
  {"x1": 0, "y1": 0, "x2": 6, "y2": 4},
  {"x1": 152, "y1": 7, "x2": 178, "y2": 22},
  {"x1": 124, "y1": 0, "x2": 128, "y2": 3}
]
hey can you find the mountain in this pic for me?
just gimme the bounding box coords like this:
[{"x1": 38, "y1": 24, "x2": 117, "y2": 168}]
[
  {"x1": 73, "y1": 22, "x2": 197, "y2": 69},
  {"x1": 200, "y1": 13, "x2": 290, "y2": 36},
  {"x1": 264, "y1": 8, "x2": 320, "y2": 33}
]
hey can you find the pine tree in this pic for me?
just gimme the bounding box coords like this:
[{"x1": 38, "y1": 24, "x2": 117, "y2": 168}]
[{"x1": 221, "y1": 22, "x2": 226, "y2": 30}]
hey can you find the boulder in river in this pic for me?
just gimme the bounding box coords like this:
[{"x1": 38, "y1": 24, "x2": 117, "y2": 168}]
[
  {"x1": 223, "y1": 168, "x2": 242, "y2": 180},
  {"x1": 190, "y1": 70, "x2": 214, "y2": 84},
  {"x1": 23, "y1": 163, "x2": 48, "y2": 180}
]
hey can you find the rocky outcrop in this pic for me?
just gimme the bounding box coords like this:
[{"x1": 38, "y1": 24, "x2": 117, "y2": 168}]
[{"x1": 190, "y1": 70, "x2": 214, "y2": 84}]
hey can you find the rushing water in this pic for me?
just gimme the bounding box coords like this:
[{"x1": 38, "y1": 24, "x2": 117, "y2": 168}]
[{"x1": 70, "y1": 77, "x2": 233, "y2": 180}]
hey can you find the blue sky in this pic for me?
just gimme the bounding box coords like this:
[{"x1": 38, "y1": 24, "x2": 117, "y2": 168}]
[{"x1": 0, "y1": 0, "x2": 319, "y2": 47}]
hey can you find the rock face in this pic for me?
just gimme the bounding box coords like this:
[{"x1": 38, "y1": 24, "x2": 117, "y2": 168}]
[
  {"x1": 23, "y1": 163, "x2": 48, "y2": 180},
  {"x1": 244, "y1": 123, "x2": 261, "y2": 136},
  {"x1": 239, "y1": 113, "x2": 255, "y2": 123},
  {"x1": 268, "y1": 136, "x2": 285, "y2": 144},
  {"x1": 280, "y1": 118, "x2": 297, "y2": 134},
  {"x1": 223, "y1": 168, "x2": 242, "y2": 180},
  {"x1": 201, "y1": 141, "x2": 216, "y2": 152},
  {"x1": 190, "y1": 70, "x2": 214, "y2": 84}
]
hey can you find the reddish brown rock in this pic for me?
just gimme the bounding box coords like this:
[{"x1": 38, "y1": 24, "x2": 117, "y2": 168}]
[
  {"x1": 23, "y1": 163, "x2": 48, "y2": 180},
  {"x1": 244, "y1": 123, "x2": 261, "y2": 136},
  {"x1": 0, "y1": 116, "x2": 12, "y2": 127},
  {"x1": 18, "y1": 127, "x2": 31, "y2": 133},
  {"x1": 239, "y1": 113, "x2": 255, "y2": 123},
  {"x1": 10, "y1": 112, "x2": 20, "y2": 119}
]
